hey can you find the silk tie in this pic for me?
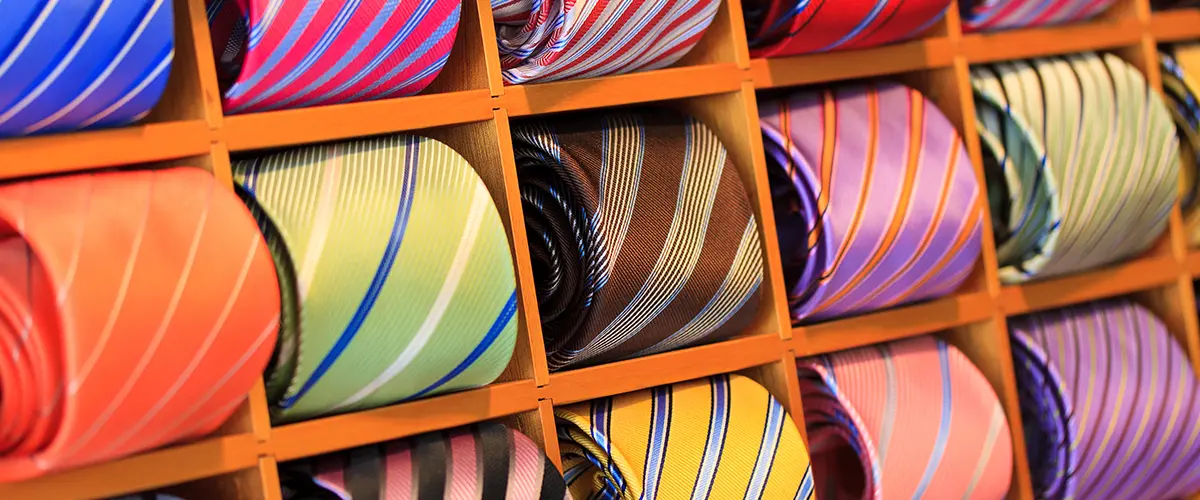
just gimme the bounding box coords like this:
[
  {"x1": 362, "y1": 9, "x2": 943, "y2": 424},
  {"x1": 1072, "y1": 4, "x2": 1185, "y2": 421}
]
[
  {"x1": 1163, "y1": 47, "x2": 1200, "y2": 248},
  {"x1": 797, "y1": 336, "x2": 1013, "y2": 499},
  {"x1": 1009, "y1": 300, "x2": 1200, "y2": 499},
  {"x1": 280, "y1": 423, "x2": 568, "y2": 499},
  {"x1": 0, "y1": 0, "x2": 173, "y2": 137},
  {"x1": 513, "y1": 109, "x2": 763, "y2": 371},
  {"x1": 234, "y1": 135, "x2": 518, "y2": 424},
  {"x1": 492, "y1": 0, "x2": 720, "y2": 84},
  {"x1": 0, "y1": 167, "x2": 280, "y2": 481},
  {"x1": 744, "y1": 0, "x2": 951, "y2": 58},
  {"x1": 760, "y1": 82, "x2": 982, "y2": 324},
  {"x1": 973, "y1": 53, "x2": 1179, "y2": 284},
  {"x1": 206, "y1": 0, "x2": 460, "y2": 114},
  {"x1": 556, "y1": 374, "x2": 815, "y2": 499},
  {"x1": 958, "y1": 0, "x2": 1118, "y2": 32}
]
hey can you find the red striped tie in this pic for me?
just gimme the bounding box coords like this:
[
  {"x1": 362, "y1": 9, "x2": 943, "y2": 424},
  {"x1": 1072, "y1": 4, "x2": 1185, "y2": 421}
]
[{"x1": 746, "y1": 0, "x2": 953, "y2": 57}]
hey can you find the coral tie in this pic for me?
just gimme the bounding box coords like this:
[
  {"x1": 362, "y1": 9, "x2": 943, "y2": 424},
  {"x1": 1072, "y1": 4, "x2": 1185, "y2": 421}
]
[
  {"x1": 0, "y1": 0, "x2": 173, "y2": 137},
  {"x1": 744, "y1": 0, "x2": 952, "y2": 57},
  {"x1": 973, "y1": 52, "x2": 1178, "y2": 283},
  {"x1": 760, "y1": 82, "x2": 982, "y2": 324},
  {"x1": 797, "y1": 336, "x2": 1013, "y2": 499},
  {"x1": 206, "y1": 0, "x2": 460, "y2": 113},
  {"x1": 492, "y1": 0, "x2": 720, "y2": 84},
  {"x1": 0, "y1": 167, "x2": 280, "y2": 481},
  {"x1": 1009, "y1": 300, "x2": 1200, "y2": 499},
  {"x1": 557, "y1": 374, "x2": 815, "y2": 499},
  {"x1": 280, "y1": 423, "x2": 569, "y2": 499},
  {"x1": 514, "y1": 108, "x2": 764, "y2": 370},
  {"x1": 234, "y1": 135, "x2": 518, "y2": 424}
]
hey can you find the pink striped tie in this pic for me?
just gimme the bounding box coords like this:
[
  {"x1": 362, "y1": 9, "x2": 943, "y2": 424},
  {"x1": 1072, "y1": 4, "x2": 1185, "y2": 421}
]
[
  {"x1": 797, "y1": 336, "x2": 1013, "y2": 499},
  {"x1": 206, "y1": 0, "x2": 460, "y2": 114}
]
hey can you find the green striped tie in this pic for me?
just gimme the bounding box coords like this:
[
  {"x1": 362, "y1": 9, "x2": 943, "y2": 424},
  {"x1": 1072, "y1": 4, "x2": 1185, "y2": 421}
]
[{"x1": 233, "y1": 135, "x2": 519, "y2": 424}]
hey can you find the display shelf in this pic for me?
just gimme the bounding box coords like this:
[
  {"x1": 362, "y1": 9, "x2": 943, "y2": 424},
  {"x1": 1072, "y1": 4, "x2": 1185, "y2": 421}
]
[{"x1": 0, "y1": 0, "x2": 1198, "y2": 498}]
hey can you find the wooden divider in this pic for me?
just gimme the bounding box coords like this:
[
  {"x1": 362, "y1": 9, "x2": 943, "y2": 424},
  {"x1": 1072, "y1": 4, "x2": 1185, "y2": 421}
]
[{"x1": 1, "y1": 0, "x2": 1199, "y2": 498}]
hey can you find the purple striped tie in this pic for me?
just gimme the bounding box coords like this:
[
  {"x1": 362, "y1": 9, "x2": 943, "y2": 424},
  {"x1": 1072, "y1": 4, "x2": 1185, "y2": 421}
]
[
  {"x1": 1010, "y1": 300, "x2": 1200, "y2": 499},
  {"x1": 206, "y1": 0, "x2": 460, "y2": 114},
  {"x1": 759, "y1": 82, "x2": 983, "y2": 323}
]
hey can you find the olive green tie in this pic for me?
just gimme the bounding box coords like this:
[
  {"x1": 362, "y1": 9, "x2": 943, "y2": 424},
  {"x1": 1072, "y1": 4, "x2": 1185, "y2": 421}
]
[{"x1": 233, "y1": 135, "x2": 519, "y2": 424}]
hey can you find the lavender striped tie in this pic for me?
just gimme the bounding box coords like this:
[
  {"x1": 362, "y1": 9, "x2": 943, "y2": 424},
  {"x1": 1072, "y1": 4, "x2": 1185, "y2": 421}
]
[
  {"x1": 1010, "y1": 300, "x2": 1200, "y2": 499},
  {"x1": 760, "y1": 82, "x2": 983, "y2": 324}
]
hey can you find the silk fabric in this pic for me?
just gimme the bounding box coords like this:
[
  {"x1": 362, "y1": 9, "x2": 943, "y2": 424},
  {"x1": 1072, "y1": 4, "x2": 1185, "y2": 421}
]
[{"x1": 745, "y1": 0, "x2": 952, "y2": 57}]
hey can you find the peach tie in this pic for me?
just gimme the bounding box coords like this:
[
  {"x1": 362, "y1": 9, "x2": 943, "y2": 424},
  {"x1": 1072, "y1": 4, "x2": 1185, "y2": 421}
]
[{"x1": 0, "y1": 167, "x2": 280, "y2": 481}]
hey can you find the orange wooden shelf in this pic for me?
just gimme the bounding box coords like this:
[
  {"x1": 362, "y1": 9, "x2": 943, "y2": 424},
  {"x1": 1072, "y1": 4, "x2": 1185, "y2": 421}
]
[
  {"x1": 1151, "y1": 10, "x2": 1200, "y2": 43},
  {"x1": 1188, "y1": 249, "x2": 1200, "y2": 277},
  {"x1": 962, "y1": 18, "x2": 1143, "y2": 64},
  {"x1": 500, "y1": 64, "x2": 743, "y2": 117},
  {"x1": 270, "y1": 380, "x2": 538, "y2": 462},
  {"x1": 750, "y1": 37, "x2": 956, "y2": 89},
  {"x1": 1000, "y1": 254, "x2": 1181, "y2": 315},
  {"x1": 0, "y1": 121, "x2": 210, "y2": 179},
  {"x1": 794, "y1": 291, "x2": 995, "y2": 356},
  {"x1": 542, "y1": 333, "x2": 783, "y2": 406},
  {"x1": 221, "y1": 90, "x2": 495, "y2": 152},
  {"x1": 0, "y1": 433, "x2": 259, "y2": 500}
]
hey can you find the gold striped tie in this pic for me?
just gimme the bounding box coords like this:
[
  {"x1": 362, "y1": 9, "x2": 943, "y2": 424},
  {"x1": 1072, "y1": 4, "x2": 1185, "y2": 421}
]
[{"x1": 556, "y1": 374, "x2": 815, "y2": 499}]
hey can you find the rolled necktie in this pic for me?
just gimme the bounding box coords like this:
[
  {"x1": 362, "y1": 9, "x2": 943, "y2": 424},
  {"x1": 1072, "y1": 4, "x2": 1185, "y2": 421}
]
[
  {"x1": 514, "y1": 109, "x2": 763, "y2": 370},
  {"x1": 1163, "y1": 47, "x2": 1200, "y2": 248},
  {"x1": 797, "y1": 336, "x2": 1013, "y2": 499},
  {"x1": 973, "y1": 53, "x2": 1178, "y2": 284},
  {"x1": 492, "y1": 0, "x2": 719, "y2": 84},
  {"x1": 557, "y1": 374, "x2": 815, "y2": 499},
  {"x1": 281, "y1": 422, "x2": 568, "y2": 499},
  {"x1": 0, "y1": 167, "x2": 280, "y2": 481},
  {"x1": 959, "y1": 0, "x2": 1118, "y2": 32},
  {"x1": 1009, "y1": 300, "x2": 1200, "y2": 499},
  {"x1": 235, "y1": 135, "x2": 518, "y2": 424},
  {"x1": 206, "y1": 0, "x2": 459, "y2": 114},
  {"x1": 0, "y1": 0, "x2": 173, "y2": 137},
  {"x1": 744, "y1": 0, "x2": 951, "y2": 57},
  {"x1": 760, "y1": 82, "x2": 982, "y2": 324}
]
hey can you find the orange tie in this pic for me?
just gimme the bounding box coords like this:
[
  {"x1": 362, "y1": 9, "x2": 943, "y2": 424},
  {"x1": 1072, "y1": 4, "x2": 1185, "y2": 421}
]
[{"x1": 0, "y1": 167, "x2": 280, "y2": 481}]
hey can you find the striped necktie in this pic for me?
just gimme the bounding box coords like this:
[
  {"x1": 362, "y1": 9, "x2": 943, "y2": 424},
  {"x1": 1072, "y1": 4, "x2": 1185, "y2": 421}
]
[
  {"x1": 0, "y1": 0, "x2": 173, "y2": 137},
  {"x1": 492, "y1": 0, "x2": 720, "y2": 84},
  {"x1": 557, "y1": 374, "x2": 815, "y2": 499},
  {"x1": 1162, "y1": 48, "x2": 1200, "y2": 248},
  {"x1": 760, "y1": 82, "x2": 982, "y2": 324},
  {"x1": 281, "y1": 423, "x2": 568, "y2": 499},
  {"x1": 1009, "y1": 300, "x2": 1200, "y2": 499},
  {"x1": 0, "y1": 167, "x2": 280, "y2": 481},
  {"x1": 744, "y1": 0, "x2": 951, "y2": 57},
  {"x1": 206, "y1": 0, "x2": 460, "y2": 114},
  {"x1": 234, "y1": 135, "x2": 519, "y2": 424},
  {"x1": 797, "y1": 336, "x2": 1014, "y2": 499},
  {"x1": 973, "y1": 53, "x2": 1178, "y2": 284},
  {"x1": 959, "y1": 0, "x2": 1118, "y2": 32},
  {"x1": 513, "y1": 109, "x2": 763, "y2": 371}
]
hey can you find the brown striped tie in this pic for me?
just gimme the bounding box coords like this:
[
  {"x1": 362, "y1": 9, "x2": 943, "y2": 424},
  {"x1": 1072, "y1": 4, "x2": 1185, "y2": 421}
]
[{"x1": 513, "y1": 108, "x2": 764, "y2": 370}]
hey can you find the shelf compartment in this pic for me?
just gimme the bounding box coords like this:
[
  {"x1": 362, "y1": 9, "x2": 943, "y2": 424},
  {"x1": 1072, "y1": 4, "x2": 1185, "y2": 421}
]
[
  {"x1": 962, "y1": 19, "x2": 1143, "y2": 64},
  {"x1": 750, "y1": 38, "x2": 956, "y2": 89},
  {"x1": 794, "y1": 291, "x2": 995, "y2": 356},
  {"x1": 500, "y1": 64, "x2": 743, "y2": 117},
  {"x1": 1151, "y1": 10, "x2": 1200, "y2": 44},
  {"x1": 0, "y1": 121, "x2": 210, "y2": 180},
  {"x1": 1001, "y1": 254, "x2": 1181, "y2": 315}
]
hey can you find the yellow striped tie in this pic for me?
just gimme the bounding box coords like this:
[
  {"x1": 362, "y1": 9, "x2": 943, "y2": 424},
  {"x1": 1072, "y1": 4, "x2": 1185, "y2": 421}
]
[{"x1": 556, "y1": 374, "x2": 815, "y2": 499}]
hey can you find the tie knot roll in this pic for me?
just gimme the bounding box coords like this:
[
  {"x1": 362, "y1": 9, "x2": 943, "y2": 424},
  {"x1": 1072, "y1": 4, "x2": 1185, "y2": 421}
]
[
  {"x1": 206, "y1": 0, "x2": 460, "y2": 114},
  {"x1": 797, "y1": 336, "x2": 1013, "y2": 499},
  {"x1": 0, "y1": 0, "x2": 174, "y2": 137},
  {"x1": 760, "y1": 82, "x2": 983, "y2": 324},
  {"x1": 556, "y1": 374, "x2": 815, "y2": 499},
  {"x1": 492, "y1": 0, "x2": 720, "y2": 84},
  {"x1": 0, "y1": 168, "x2": 280, "y2": 481},
  {"x1": 743, "y1": 0, "x2": 952, "y2": 58},
  {"x1": 234, "y1": 135, "x2": 518, "y2": 424},
  {"x1": 280, "y1": 422, "x2": 569, "y2": 499},
  {"x1": 1009, "y1": 300, "x2": 1200, "y2": 500},
  {"x1": 1161, "y1": 48, "x2": 1200, "y2": 248},
  {"x1": 973, "y1": 53, "x2": 1179, "y2": 284},
  {"x1": 958, "y1": 0, "x2": 1120, "y2": 32},
  {"x1": 513, "y1": 108, "x2": 764, "y2": 370}
]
